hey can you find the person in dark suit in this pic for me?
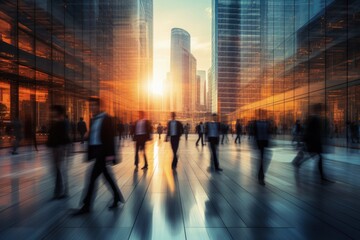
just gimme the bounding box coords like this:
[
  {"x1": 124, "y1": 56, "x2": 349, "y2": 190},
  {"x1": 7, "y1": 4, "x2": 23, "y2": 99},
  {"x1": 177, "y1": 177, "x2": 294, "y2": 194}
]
[
  {"x1": 205, "y1": 114, "x2": 223, "y2": 171},
  {"x1": 254, "y1": 118, "x2": 271, "y2": 185},
  {"x1": 77, "y1": 117, "x2": 87, "y2": 144},
  {"x1": 196, "y1": 122, "x2": 205, "y2": 146},
  {"x1": 166, "y1": 112, "x2": 184, "y2": 169},
  {"x1": 74, "y1": 97, "x2": 124, "y2": 215},
  {"x1": 134, "y1": 111, "x2": 152, "y2": 170},
  {"x1": 234, "y1": 119, "x2": 242, "y2": 144},
  {"x1": 47, "y1": 105, "x2": 70, "y2": 199}
]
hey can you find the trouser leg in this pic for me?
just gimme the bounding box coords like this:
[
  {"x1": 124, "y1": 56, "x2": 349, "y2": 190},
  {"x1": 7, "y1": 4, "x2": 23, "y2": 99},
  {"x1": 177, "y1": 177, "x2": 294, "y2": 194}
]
[{"x1": 83, "y1": 160, "x2": 102, "y2": 207}]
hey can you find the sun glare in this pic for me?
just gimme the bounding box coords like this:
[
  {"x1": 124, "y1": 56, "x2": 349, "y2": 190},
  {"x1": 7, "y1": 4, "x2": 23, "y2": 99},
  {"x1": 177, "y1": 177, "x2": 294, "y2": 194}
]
[{"x1": 150, "y1": 79, "x2": 164, "y2": 96}]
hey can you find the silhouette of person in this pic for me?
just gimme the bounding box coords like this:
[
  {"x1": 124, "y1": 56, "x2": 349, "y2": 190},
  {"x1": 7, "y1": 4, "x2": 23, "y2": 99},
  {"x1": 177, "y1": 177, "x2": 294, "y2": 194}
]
[
  {"x1": 254, "y1": 117, "x2": 271, "y2": 185},
  {"x1": 234, "y1": 119, "x2": 242, "y2": 144},
  {"x1": 205, "y1": 114, "x2": 223, "y2": 171},
  {"x1": 196, "y1": 122, "x2": 205, "y2": 146},
  {"x1": 157, "y1": 123, "x2": 163, "y2": 140},
  {"x1": 292, "y1": 103, "x2": 330, "y2": 182},
  {"x1": 77, "y1": 117, "x2": 87, "y2": 144},
  {"x1": 184, "y1": 123, "x2": 190, "y2": 141},
  {"x1": 74, "y1": 97, "x2": 124, "y2": 215},
  {"x1": 47, "y1": 105, "x2": 71, "y2": 198},
  {"x1": 134, "y1": 111, "x2": 151, "y2": 170},
  {"x1": 166, "y1": 112, "x2": 184, "y2": 169},
  {"x1": 11, "y1": 118, "x2": 22, "y2": 155},
  {"x1": 24, "y1": 114, "x2": 38, "y2": 151},
  {"x1": 221, "y1": 122, "x2": 229, "y2": 144}
]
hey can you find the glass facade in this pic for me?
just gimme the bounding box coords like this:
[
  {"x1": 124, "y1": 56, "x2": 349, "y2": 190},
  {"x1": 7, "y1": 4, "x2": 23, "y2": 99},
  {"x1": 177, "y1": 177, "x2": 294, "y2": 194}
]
[
  {"x1": 0, "y1": 0, "x2": 153, "y2": 140},
  {"x1": 213, "y1": 0, "x2": 360, "y2": 147}
]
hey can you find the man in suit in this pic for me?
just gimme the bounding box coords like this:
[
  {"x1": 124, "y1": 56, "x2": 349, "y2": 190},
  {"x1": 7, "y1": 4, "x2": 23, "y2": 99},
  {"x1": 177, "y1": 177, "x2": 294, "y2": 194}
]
[
  {"x1": 77, "y1": 117, "x2": 87, "y2": 144},
  {"x1": 166, "y1": 112, "x2": 184, "y2": 169},
  {"x1": 74, "y1": 97, "x2": 124, "y2": 215},
  {"x1": 254, "y1": 118, "x2": 271, "y2": 185},
  {"x1": 196, "y1": 122, "x2": 205, "y2": 146},
  {"x1": 134, "y1": 111, "x2": 152, "y2": 170},
  {"x1": 234, "y1": 119, "x2": 242, "y2": 144},
  {"x1": 205, "y1": 114, "x2": 223, "y2": 171}
]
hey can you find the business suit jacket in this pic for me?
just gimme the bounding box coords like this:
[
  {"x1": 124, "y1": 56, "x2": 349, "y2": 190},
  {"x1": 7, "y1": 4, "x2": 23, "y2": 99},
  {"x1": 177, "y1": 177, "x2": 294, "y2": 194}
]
[
  {"x1": 167, "y1": 121, "x2": 184, "y2": 138},
  {"x1": 134, "y1": 119, "x2": 152, "y2": 141},
  {"x1": 87, "y1": 114, "x2": 116, "y2": 163}
]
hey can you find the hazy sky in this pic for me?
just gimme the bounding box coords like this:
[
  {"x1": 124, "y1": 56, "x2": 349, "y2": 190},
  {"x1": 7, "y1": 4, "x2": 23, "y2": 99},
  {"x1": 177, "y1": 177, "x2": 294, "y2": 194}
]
[{"x1": 153, "y1": 0, "x2": 212, "y2": 83}]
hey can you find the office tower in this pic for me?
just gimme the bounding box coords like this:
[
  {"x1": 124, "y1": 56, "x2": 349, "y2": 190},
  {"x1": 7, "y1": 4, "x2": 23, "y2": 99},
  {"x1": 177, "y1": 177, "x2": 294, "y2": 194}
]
[
  {"x1": 197, "y1": 70, "x2": 207, "y2": 111},
  {"x1": 170, "y1": 28, "x2": 197, "y2": 113}
]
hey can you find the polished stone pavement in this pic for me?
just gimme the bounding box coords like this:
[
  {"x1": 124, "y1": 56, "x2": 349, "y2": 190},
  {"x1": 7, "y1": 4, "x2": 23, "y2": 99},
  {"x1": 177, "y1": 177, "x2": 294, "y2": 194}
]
[{"x1": 0, "y1": 135, "x2": 359, "y2": 240}]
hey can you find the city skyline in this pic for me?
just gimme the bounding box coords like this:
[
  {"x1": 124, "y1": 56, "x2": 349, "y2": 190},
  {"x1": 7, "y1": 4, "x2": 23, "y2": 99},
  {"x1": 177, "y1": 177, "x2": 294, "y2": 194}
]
[{"x1": 153, "y1": 0, "x2": 211, "y2": 88}]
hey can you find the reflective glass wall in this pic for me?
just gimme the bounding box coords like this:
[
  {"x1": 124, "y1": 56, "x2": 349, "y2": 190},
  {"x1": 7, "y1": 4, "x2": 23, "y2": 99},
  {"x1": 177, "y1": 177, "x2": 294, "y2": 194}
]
[
  {"x1": 225, "y1": 0, "x2": 360, "y2": 147},
  {"x1": 0, "y1": 0, "x2": 153, "y2": 143}
]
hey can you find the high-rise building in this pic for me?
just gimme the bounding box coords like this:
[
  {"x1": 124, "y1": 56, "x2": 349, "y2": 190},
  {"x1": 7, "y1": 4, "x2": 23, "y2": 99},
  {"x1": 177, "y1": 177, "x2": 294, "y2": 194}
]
[
  {"x1": 212, "y1": 0, "x2": 262, "y2": 118},
  {"x1": 215, "y1": 0, "x2": 360, "y2": 148},
  {"x1": 170, "y1": 28, "x2": 197, "y2": 113},
  {"x1": 0, "y1": 0, "x2": 153, "y2": 138},
  {"x1": 197, "y1": 70, "x2": 207, "y2": 111}
]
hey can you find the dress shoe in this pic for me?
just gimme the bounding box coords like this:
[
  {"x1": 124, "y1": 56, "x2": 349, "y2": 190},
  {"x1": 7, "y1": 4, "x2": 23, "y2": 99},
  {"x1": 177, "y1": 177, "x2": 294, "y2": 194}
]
[
  {"x1": 215, "y1": 168, "x2": 223, "y2": 171},
  {"x1": 141, "y1": 165, "x2": 148, "y2": 170}
]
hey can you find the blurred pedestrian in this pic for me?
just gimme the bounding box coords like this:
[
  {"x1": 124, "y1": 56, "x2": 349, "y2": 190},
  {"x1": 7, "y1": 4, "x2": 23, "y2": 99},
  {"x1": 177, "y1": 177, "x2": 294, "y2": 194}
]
[
  {"x1": 11, "y1": 118, "x2": 23, "y2": 155},
  {"x1": 166, "y1": 112, "x2": 183, "y2": 169},
  {"x1": 196, "y1": 122, "x2": 205, "y2": 146},
  {"x1": 134, "y1": 111, "x2": 152, "y2": 170},
  {"x1": 205, "y1": 114, "x2": 223, "y2": 171},
  {"x1": 77, "y1": 117, "x2": 87, "y2": 144},
  {"x1": 47, "y1": 105, "x2": 70, "y2": 199},
  {"x1": 184, "y1": 123, "x2": 190, "y2": 141},
  {"x1": 254, "y1": 117, "x2": 271, "y2": 185},
  {"x1": 74, "y1": 97, "x2": 124, "y2": 215},
  {"x1": 234, "y1": 119, "x2": 242, "y2": 144},
  {"x1": 292, "y1": 103, "x2": 330, "y2": 182},
  {"x1": 157, "y1": 123, "x2": 163, "y2": 140},
  {"x1": 221, "y1": 122, "x2": 229, "y2": 144}
]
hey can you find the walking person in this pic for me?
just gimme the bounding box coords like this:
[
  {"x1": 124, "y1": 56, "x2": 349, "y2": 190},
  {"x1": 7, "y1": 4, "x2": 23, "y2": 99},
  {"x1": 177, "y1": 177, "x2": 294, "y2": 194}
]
[
  {"x1": 134, "y1": 111, "x2": 152, "y2": 170},
  {"x1": 157, "y1": 123, "x2": 163, "y2": 140},
  {"x1": 184, "y1": 123, "x2": 190, "y2": 141},
  {"x1": 196, "y1": 122, "x2": 205, "y2": 146},
  {"x1": 292, "y1": 103, "x2": 330, "y2": 182},
  {"x1": 234, "y1": 119, "x2": 242, "y2": 144},
  {"x1": 205, "y1": 114, "x2": 223, "y2": 171},
  {"x1": 47, "y1": 105, "x2": 71, "y2": 199},
  {"x1": 221, "y1": 122, "x2": 229, "y2": 144},
  {"x1": 77, "y1": 117, "x2": 87, "y2": 144},
  {"x1": 11, "y1": 118, "x2": 23, "y2": 155},
  {"x1": 254, "y1": 117, "x2": 271, "y2": 185},
  {"x1": 74, "y1": 97, "x2": 124, "y2": 215},
  {"x1": 166, "y1": 112, "x2": 184, "y2": 169}
]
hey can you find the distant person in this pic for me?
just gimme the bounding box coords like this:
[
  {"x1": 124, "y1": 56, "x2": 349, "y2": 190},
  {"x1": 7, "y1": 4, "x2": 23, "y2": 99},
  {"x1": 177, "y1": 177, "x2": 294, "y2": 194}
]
[
  {"x1": 205, "y1": 114, "x2": 223, "y2": 171},
  {"x1": 184, "y1": 123, "x2": 190, "y2": 141},
  {"x1": 11, "y1": 118, "x2": 23, "y2": 155},
  {"x1": 77, "y1": 117, "x2": 87, "y2": 144},
  {"x1": 74, "y1": 97, "x2": 124, "y2": 215},
  {"x1": 166, "y1": 112, "x2": 183, "y2": 169},
  {"x1": 254, "y1": 118, "x2": 271, "y2": 185},
  {"x1": 117, "y1": 120, "x2": 124, "y2": 141},
  {"x1": 292, "y1": 104, "x2": 330, "y2": 182},
  {"x1": 291, "y1": 120, "x2": 302, "y2": 147},
  {"x1": 157, "y1": 123, "x2": 163, "y2": 140},
  {"x1": 134, "y1": 111, "x2": 152, "y2": 170},
  {"x1": 196, "y1": 122, "x2": 205, "y2": 146},
  {"x1": 24, "y1": 114, "x2": 38, "y2": 151},
  {"x1": 47, "y1": 105, "x2": 70, "y2": 199},
  {"x1": 221, "y1": 122, "x2": 229, "y2": 144},
  {"x1": 234, "y1": 119, "x2": 242, "y2": 144}
]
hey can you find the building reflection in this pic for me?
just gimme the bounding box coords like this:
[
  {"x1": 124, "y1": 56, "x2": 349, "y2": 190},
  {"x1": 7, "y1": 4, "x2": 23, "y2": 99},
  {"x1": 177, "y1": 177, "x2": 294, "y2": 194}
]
[
  {"x1": 0, "y1": 0, "x2": 152, "y2": 143},
  {"x1": 212, "y1": 0, "x2": 360, "y2": 148}
]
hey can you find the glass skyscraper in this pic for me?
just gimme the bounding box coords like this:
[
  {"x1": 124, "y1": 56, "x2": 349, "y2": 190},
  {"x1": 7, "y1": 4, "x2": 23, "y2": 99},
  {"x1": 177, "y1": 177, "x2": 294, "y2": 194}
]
[
  {"x1": 0, "y1": 0, "x2": 153, "y2": 141},
  {"x1": 213, "y1": 0, "x2": 360, "y2": 147}
]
